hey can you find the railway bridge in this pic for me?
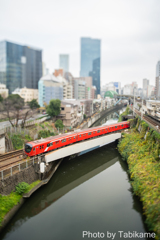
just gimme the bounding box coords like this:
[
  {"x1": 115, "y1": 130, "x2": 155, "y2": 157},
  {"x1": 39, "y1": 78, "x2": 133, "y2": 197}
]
[{"x1": 39, "y1": 132, "x2": 122, "y2": 173}]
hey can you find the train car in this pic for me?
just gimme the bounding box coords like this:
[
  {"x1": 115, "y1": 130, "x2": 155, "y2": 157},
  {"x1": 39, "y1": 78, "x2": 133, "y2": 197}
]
[{"x1": 24, "y1": 121, "x2": 130, "y2": 157}]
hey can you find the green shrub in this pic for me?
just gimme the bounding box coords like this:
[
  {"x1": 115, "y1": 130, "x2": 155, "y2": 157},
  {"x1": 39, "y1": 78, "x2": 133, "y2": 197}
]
[
  {"x1": 38, "y1": 130, "x2": 55, "y2": 138},
  {"x1": 11, "y1": 134, "x2": 24, "y2": 150},
  {"x1": 55, "y1": 119, "x2": 64, "y2": 129},
  {"x1": 25, "y1": 135, "x2": 33, "y2": 141},
  {"x1": 15, "y1": 182, "x2": 29, "y2": 195}
]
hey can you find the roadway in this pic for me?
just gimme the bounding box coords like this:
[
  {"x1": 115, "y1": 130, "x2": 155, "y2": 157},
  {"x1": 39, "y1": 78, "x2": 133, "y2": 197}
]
[{"x1": 0, "y1": 113, "x2": 47, "y2": 129}]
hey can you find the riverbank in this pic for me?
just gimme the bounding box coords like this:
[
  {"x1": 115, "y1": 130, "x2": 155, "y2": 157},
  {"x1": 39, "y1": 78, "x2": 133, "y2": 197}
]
[
  {"x1": 0, "y1": 159, "x2": 62, "y2": 233},
  {"x1": 118, "y1": 118, "x2": 160, "y2": 239},
  {"x1": 0, "y1": 180, "x2": 40, "y2": 230}
]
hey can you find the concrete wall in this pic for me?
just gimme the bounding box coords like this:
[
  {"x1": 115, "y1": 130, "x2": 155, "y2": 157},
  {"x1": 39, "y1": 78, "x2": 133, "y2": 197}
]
[
  {"x1": 81, "y1": 104, "x2": 124, "y2": 129},
  {"x1": 0, "y1": 134, "x2": 5, "y2": 154},
  {"x1": 0, "y1": 165, "x2": 39, "y2": 195}
]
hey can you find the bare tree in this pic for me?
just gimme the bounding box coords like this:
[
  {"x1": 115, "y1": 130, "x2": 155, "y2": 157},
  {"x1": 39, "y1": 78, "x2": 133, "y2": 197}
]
[{"x1": 0, "y1": 94, "x2": 38, "y2": 128}]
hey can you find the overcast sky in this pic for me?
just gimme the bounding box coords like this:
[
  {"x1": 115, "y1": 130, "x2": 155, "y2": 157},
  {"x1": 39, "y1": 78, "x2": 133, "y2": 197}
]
[{"x1": 0, "y1": 0, "x2": 160, "y2": 88}]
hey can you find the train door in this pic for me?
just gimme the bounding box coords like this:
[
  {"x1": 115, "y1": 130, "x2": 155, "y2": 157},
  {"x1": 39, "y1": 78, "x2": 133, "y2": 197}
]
[{"x1": 32, "y1": 147, "x2": 36, "y2": 155}]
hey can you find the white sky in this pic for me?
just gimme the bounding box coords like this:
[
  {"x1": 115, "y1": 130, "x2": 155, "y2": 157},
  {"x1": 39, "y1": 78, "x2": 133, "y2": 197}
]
[{"x1": 0, "y1": 0, "x2": 160, "y2": 88}]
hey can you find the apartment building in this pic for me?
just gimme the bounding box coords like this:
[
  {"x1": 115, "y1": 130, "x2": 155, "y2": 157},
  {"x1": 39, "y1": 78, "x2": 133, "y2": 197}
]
[
  {"x1": 57, "y1": 100, "x2": 82, "y2": 128},
  {"x1": 12, "y1": 87, "x2": 38, "y2": 102},
  {"x1": 0, "y1": 83, "x2": 8, "y2": 98}
]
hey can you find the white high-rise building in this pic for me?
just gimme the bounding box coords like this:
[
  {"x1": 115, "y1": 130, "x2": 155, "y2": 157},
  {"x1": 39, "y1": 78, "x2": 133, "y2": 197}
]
[
  {"x1": 156, "y1": 61, "x2": 160, "y2": 77},
  {"x1": 59, "y1": 54, "x2": 69, "y2": 72},
  {"x1": 143, "y1": 79, "x2": 149, "y2": 90}
]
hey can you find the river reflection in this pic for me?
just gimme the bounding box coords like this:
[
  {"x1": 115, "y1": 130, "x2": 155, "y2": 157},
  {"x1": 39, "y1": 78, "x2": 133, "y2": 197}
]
[{"x1": 0, "y1": 110, "x2": 152, "y2": 240}]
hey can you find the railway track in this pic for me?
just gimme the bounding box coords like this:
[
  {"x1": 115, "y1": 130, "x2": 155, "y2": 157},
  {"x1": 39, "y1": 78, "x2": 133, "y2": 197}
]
[
  {"x1": 143, "y1": 115, "x2": 160, "y2": 128},
  {"x1": 0, "y1": 149, "x2": 25, "y2": 171},
  {"x1": 129, "y1": 105, "x2": 160, "y2": 131},
  {"x1": 0, "y1": 149, "x2": 24, "y2": 162}
]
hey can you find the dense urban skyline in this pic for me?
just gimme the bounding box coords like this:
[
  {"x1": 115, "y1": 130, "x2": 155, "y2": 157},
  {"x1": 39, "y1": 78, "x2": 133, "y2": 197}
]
[{"x1": 0, "y1": 0, "x2": 160, "y2": 88}]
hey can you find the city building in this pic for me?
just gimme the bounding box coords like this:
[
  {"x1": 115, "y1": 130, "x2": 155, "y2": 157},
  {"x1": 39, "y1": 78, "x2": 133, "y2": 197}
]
[
  {"x1": 147, "y1": 85, "x2": 155, "y2": 98},
  {"x1": 92, "y1": 86, "x2": 96, "y2": 99},
  {"x1": 80, "y1": 37, "x2": 101, "y2": 95},
  {"x1": 123, "y1": 84, "x2": 132, "y2": 95},
  {"x1": 57, "y1": 75, "x2": 73, "y2": 99},
  {"x1": 74, "y1": 78, "x2": 86, "y2": 100},
  {"x1": 110, "y1": 82, "x2": 121, "y2": 94},
  {"x1": 143, "y1": 79, "x2": 149, "y2": 90},
  {"x1": 57, "y1": 99, "x2": 82, "y2": 128},
  {"x1": 38, "y1": 74, "x2": 63, "y2": 107},
  {"x1": 80, "y1": 99, "x2": 93, "y2": 117},
  {"x1": 101, "y1": 83, "x2": 118, "y2": 98},
  {"x1": 156, "y1": 61, "x2": 160, "y2": 77},
  {"x1": 0, "y1": 40, "x2": 42, "y2": 93},
  {"x1": 155, "y1": 61, "x2": 160, "y2": 99},
  {"x1": 0, "y1": 83, "x2": 8, "y2": 98},
  {"x1": 54, "y1": 69, "x2": 64, "y2": 77},
  {"x1": 59, "y1": 54, "x2": 69, "y2": 72},
  {"x1": 74, "y1": 77, "x2": 93, "y2": 99},
  {"x1": 12, "y1": 87, "x2": 38, "y2": 102}
]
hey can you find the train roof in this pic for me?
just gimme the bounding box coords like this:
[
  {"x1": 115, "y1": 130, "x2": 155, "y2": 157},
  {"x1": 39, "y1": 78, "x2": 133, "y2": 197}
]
[{"x1": 27, "y1": 121, "x2": 129, "y2": 146}]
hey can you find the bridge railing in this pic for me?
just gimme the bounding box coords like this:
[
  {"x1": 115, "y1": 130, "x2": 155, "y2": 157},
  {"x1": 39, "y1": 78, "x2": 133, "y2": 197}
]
[{"x1": 0, "y1": 157, "x2": 38, "y2": 180}]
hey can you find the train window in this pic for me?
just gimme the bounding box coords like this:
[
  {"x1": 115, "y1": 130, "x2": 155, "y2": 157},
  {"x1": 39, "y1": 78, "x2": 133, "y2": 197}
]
[
  {"x1": 79, "y1": 135, "x2": 81, "y2": 137},
  {"x1": 122, "y1": 124, "x2": 124, "y2": 127},
  {"x1": 40, "y1": 146, "x2": 41, "y2": 150},
  {"x1": 115, "y1": 126, "x2": 117, "y2": 128},
  {"x1": 93, "y1": 131, "x2": 96, "y2": 134},
  {"x1": 83, "y1": 134, "x2": 86, "y2": 136},
  {"x1": 33, "y1": 148, "x2": 35, "y2": 151},
  {"x1": 42, "y1": 145, "x2": 44, "y2": 149},
  {"x1": 97, "y1": 130, "x2": 100, "y2": 133},
  {"x1": 109, "y1": 128, "x2": 111, "y2": 130},
  {"x1": 47, "y1": 142, "x2": 53, "y2": 147},
  {"x1": 61, "y1": 139, "x2": 66, "y2": 143},
  {"x1": 69, "y1": 138, "x2": 71, "y2": 140},
  {"x1": 102, "y1": 129, "x2": 104, "y2": 132},
  {"x1": 88, "y1": 132, "x2": 92, "y2": 135},
  {"x1": 56, "y1": 141, "x2": 59, "y2": 144},
  {"x1": 74, "y1": 136, "x2": 76, "y2": 139},
  {"x1": 105, "y1": 129, "x2": 108, "y2": 131}
]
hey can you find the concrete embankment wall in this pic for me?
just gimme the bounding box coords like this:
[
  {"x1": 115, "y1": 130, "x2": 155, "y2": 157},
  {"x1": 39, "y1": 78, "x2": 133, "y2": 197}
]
[
  {"x1": 0, "y1": 165, "x2": 39, "y2": 195},
  {"x1": 81, "y1": 104, "x2": 124, "y2": 129},
  {"x1": 0, "y1": 160, "x2": 60, "y2": 195}
]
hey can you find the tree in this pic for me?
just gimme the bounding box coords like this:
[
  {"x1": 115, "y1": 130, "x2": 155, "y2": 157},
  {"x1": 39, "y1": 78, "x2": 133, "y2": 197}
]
[
  {"x1": 0, "y1": 94, "x2": 38, "y2": 128},
  {"x1": 46, "y1": 99, "x2": 61, "y2": 120},
  {"x1": 0, "y1": 94, "x2": 3, "y2": 102},
  {"x1": 28, "y1": 99, "x2": 40, "y2": 109},
  {"x1": 55, "y1": 119, "x2": 64, "y2": 129}
]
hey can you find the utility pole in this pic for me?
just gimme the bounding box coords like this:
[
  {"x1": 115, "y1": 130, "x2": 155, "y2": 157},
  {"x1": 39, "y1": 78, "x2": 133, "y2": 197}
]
[
  {"x1": 141, "y1": 99, "x2": 143, "y2": 120},
  {"x1": 134, "y1": 92, "x2": 135, "y2": 116}
]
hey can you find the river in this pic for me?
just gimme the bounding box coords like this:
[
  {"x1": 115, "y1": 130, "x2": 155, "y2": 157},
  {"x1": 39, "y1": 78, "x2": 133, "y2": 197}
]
[{"x1": 0, "y1": 109, "x2": 151, "y2": 240}]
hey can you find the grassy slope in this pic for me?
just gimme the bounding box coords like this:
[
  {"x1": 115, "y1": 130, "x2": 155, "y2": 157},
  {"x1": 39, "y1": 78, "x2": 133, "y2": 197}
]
[{"x1": 118, "y1": 129, "x2": 160, "y2": 239}]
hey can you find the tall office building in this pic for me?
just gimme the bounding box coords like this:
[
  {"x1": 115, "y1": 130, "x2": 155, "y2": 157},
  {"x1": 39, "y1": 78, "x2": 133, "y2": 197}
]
[
  {"x1": 143, "y1": 79, "x2": 149, "y2": 89},
  {"x1": 80, "y1": 37, "x2": 101, "y2": 94},
  {"x1": 155, "y1": 61, "x2": 160, "y2": 99},
  {"x1": 0, "y1": 40, "x2": 42, "y2": 93},
  {"x1": 59, "y1": 54, "x2": 69, "y2": 72}
]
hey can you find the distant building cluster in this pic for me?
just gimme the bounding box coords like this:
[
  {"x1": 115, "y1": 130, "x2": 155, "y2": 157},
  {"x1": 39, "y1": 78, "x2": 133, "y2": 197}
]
[{"x1": 2, "y1": 37, "x2": 160, "y2": 130}]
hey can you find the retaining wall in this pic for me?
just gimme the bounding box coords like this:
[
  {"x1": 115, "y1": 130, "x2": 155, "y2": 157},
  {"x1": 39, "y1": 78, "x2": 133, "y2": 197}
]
[
  {"x1": 0, "y1": 165, "x2": 39, "y2": 195},
  {"x1": 81, "y1": 104, "x2": 124, "y2": 129}
]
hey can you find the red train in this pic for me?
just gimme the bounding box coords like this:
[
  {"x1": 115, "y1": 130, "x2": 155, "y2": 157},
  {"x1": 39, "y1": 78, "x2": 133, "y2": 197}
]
[{"x1": 25, "y1": 121, "x2": 130, "y2": 157}]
